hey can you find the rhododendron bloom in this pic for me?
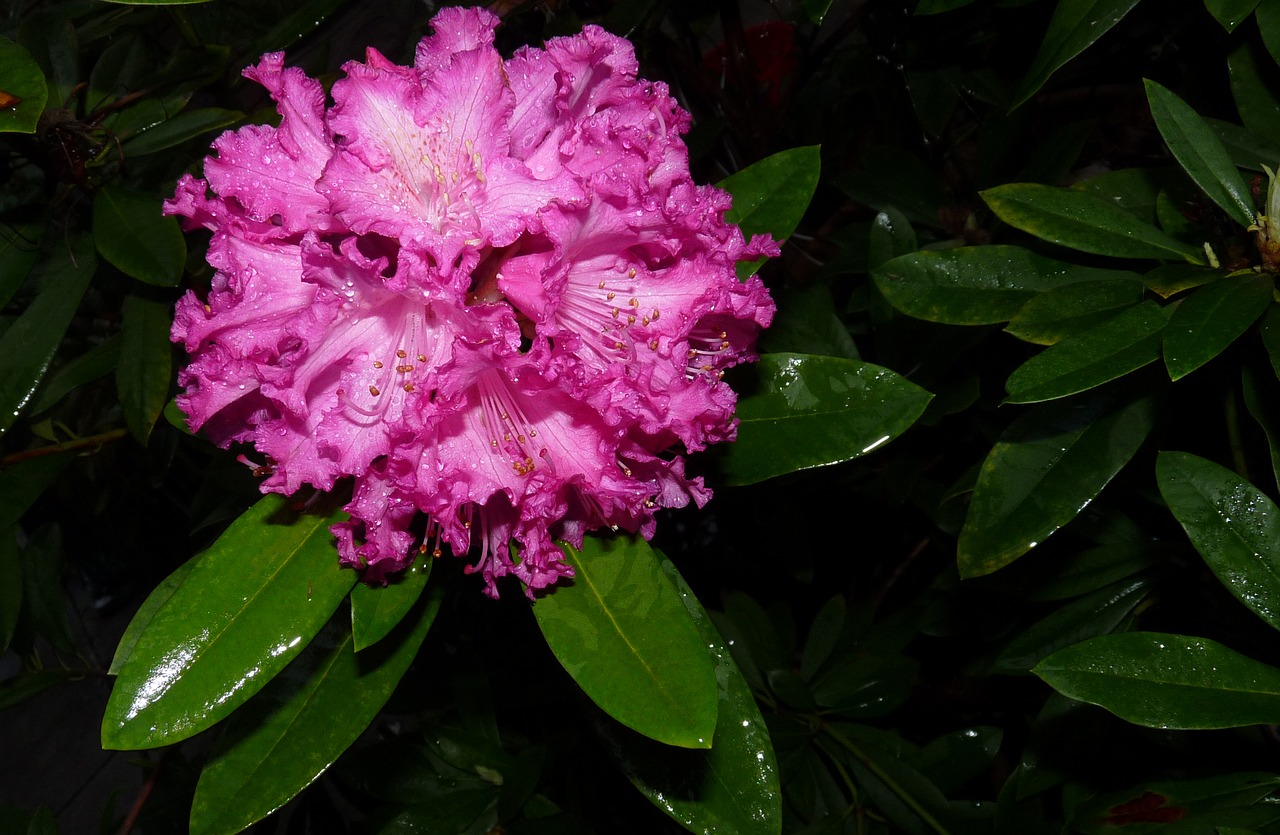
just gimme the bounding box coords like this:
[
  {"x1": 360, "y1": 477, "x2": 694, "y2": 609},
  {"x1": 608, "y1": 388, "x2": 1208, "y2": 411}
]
[{"x1": 167, "y1": 7, "x2": 776, "y2": 596}]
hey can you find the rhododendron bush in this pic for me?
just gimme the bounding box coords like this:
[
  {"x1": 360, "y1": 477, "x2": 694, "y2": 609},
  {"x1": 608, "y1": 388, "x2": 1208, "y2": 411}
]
[{"x1": 18, "y1": 0, "x2": 1280, "y2": 833}]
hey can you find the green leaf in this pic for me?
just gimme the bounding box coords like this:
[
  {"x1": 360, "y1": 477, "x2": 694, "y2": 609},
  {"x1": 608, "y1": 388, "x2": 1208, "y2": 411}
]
[
  {"x1": 957, "y1": 385, "x2": 1158, "y2": 577},
  {"x1": 720, "y1": 145, "x2": 821, "y2": 277},
  {"x1": 0, "y1": 222, "x2": 43, "y2": 311},
  {"x1": 1164, "y1": 273, "x2": 1273, "y2": 380},
  {"x1": 1157, "y1": 451, "x2": 1280, "y2": 633},
  {"x1": 102, "y1": 495, "x2": 357, "y2": 750},
  {"x1": 1231, "y1": 38, "x2": 1280, "y2": 140},
  {"x1": 835, "y1": 146, "x2": 946, "y2": 228},
  {"x1": 1005, "y1": 278, "x2": 1144, "y2": 345},
  {"x1": 919, "y1": 726, "x2": 1002, "y2": 795},
  {"x1": 982, "y1": 183, "x2": 1204, "y2": 261},
  {"x1": 0, "y1": 669, "x2": 82, "y2": 712},
  {"x1": 92, "y1": 185, "x2": 185, "y2": 287},
  {"x1": 0, "y1": 236, "x2": 95, "y2": 437},
  {"x1": 1072, "y1": 167, "x2": 1164, "y2": 222},
  {"x1": 873, "y1": 245, "x2": 1135, "y2": 325},
  {"x1": 1011, "y1": 0, "x2": 1142, "y2": 110},
  {"x1": 992, "y1": 579, "x2": 1150, "y2": 673},
  {"x1": 1207, "y1": 117, "x2": 1280, "y2": 173},
  {"x1": 0, "y1": 453, "x2": 72, "y2": 532},
  {"x1": 123, "y1": 108, "x2": 244, "y2": 156},
  {"x1": 28, "y1": 336, "x2": 121, "y2": 416},
  {"x1": 117, "y1": 295, "x2": 172, "y2": 444},
  {"x1": 1025, "y1": 543, "x2": 1162, "y2": 601},
  {"x1": 533, "y1": 534, "x2": 719, "y2": 749},
  {"x1": 0, "y1": 37, "x2": 48, "y2": 135},
  {"x1": 0, "y1": 530, "x2": 21, "y2": 655},
  {"x1": 190, "y1": 586, "x2": 442, "y2": 835},
  {"x1": 20, "y1": 526, "x2": 74, "y2": 654},
  {"x1": 1145, "y1": 79, "x2": 1257, "y2": 228},
  {"x1": 109, "y1": 557, "x2": 198, "y2": 675},
  {"x1": 243, "y1": 0, "x2": 348, "y2": 57},
  {"x1": 1070, "y1": 772, "x2": 1280, "y2": 834},
  {"x1": 1262, "y1": 304, "x2": 1280, "y2": 379},
  {"x1": 1205, "y1": 0, "x2": 1262, "y2": 31},
  {"x1": 349, "y1": 553, "x2": 431, "y2": 651},
  {"x1": 606, "y1": 551, "x2": 781, "y2": 835},
  {"x1": 1261, "y1": 0, "x2": 1280, "y2": 66},
  {"x1": 1145, "y1": 262, "x2": 1224, "y2": 298},
  {"x1": 16, "y1": 11, "x2": 77, "y2": 115},
  {"x1": 719, "y1": 353, "x2": 933, "y2": 485},
  {"x1": 1243, "y1": 364, "x2": 1280, "y2": 495},
  {"x1": 758, "y1": 284, "x2": 859, "y2": 360},
  {"x1": 1004, "y1": 301, "x2": 1170, "y2": 403},
  {"x1": 867, "y1": 208, "x2": 918, "y2": 273},
  {"x1": 1034, "y1": 632, "x2": 1280, "y2": 729}
]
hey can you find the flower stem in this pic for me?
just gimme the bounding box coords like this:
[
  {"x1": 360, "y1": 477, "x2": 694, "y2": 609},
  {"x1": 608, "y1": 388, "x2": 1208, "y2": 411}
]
[{"x1": 1, "y1": 428, "x2": 128, "y2": 466}]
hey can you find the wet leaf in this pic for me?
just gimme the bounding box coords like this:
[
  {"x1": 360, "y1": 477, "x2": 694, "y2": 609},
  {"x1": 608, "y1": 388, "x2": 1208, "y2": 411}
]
[
  {"x1": 1261, "y1": 0, "x2": 1280, "y2": 66},
  {"x1": 1034, "y1": 632, "x2": 1280, "y2": 728},
  {"x1": 873, "y1": 245, "x2": 1134, "y2": 325},
  {"x1": 1157, "y1": 451, "x2": 1280, "y2": 633},
  {"x1": 981, "y1": 183, "x2": 1204, "y2": 261},
  {"x1": 1005, "y1": 278, "x2": 1144, "y2": 345},
  {"x1": 1004, "y1": 301, "x2": 1170, "y2": 403},
  {"x1": 605, "y1": 551, "x2": 781, "y2": 835},
  {"x1": 190, "y1": 586, "x2": 442, "y2": 835},
  {"x1": 1011, "y1": 0, "x2": 1142, "y2": 109},
  {"x1": 993, "y1": 579, "x2": 1150, "y2": 673},
  {"x1": 92, "y1": 185, "x2": 185, "y2": 287},
  {"x1": 533, "y1": 534, "x2": 718, "y2": 749},
  {"x1": 102, "y1": 495, "x2": 356, "y2": 750},
  {"x1": 28, "y1": 336, "x2": 121, "y2": 416},
  {"x1": 1242, "y1": 364, "x2": 1280, "y2": 496},
  {"x1": 117, "y1": 295, "x2": 172, "y2": 444},
  {"x1": 867, "y1": 207, "x2": 917, "y2": 272},
  {"x1": 1145, "y1": 79, "x2": 1256, "y2": 227},
  {"x1": 720, "y1": 353, "x2": 933, "y2": 485},
  {"x1": 1070, "y1": 772, "x2": 1280, "y2": 834},
  {"x1": 958, "y1": 385, "x2": 1157, "y2": 577},
  {"x1": 0, "y1": 237, "x2": 95, "y2": 437},
  {"x1": 720, "y1": 145, "x2": 821, "y2": 277},
  {"x1": 349, "y1": 554, "x2": 431, "y2": 651},
  {"x1": 1204, "y1": 0, "x2": 1262, "y2": 31},
  {"x1": 1164, "y1": 273, "x2": 1272, "y2": 380},
  {"x1": 0, "y1": 37, "x2": 47, "y2": 134},
  {"x1": 758, "y1": 284, "x2": 859, "y2": 360},
  {"x1": 1230, "y1": 39, "x2": 1280, "y2": 141},
  {"x1": 109, "y1": 558, "x2": 198, "y2": 676},
  {"x1": 1208, "y1": 117, "x2": 1280, "y2": 173},
  {"x1": 124, "y1": 108, "x2": 244, "y2": 156}
]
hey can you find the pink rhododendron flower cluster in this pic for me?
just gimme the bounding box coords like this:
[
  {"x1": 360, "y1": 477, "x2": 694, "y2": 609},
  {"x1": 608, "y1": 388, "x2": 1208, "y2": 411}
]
[{"x1": 167, "y1": 7, "x2": 776, "y2": 596}]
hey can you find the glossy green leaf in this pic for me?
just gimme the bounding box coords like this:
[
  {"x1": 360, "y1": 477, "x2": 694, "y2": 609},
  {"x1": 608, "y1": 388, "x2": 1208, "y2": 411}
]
[
  {"x1": 16, "y1": 11, "x2": 77, "y2": 117},
  {"x1": 867, "y1": 208, "x2": 917, "y2": 273},
  {"x1": 1011, "y1": 0, "x2": 1142, "y2": 110},
  {"x1": 28, "y1": 336, "x2": 121, "y2": 416},
  {"x1": 982, "y1": 183, "x2": 1204, "y2": 261},
  {"x1": 1242, "y1": 364, "x2": 1280, "y2": 496},
  {"x1": 799, "y1": 595, "x2": 845, "y2": 681},
  {"x1": 102, "y1": 495, "x2": 357, "y2": 750},
  {"x1": 1025, "y1": 543, "x2": 1162, "y2": 601},
  {"x1": 123, "y1": 108, "x2": 243, "y2": 156},
  {"x1": 0, "y1": 37, "x2": 48, "y2": 134},
  {"x1": 992, "y1": 578, "x2": 1150, "y2": 673},
  {"x1": 1261, "y1": 0, "x2": 1280, "y2": 66},
  {"x1": 1005, "y1": 278, "x2": 1144, "y2": 345},
  {"x1": 1072, "y1": 167, "x2": 1164, "y2": 222},
  {"x1": 606, "y1": 552, "x2": 781, "y2": 835},
  {"x1": 1145, "y1": 262, "x2": 1224, "y2": 298},
  {"x1": 109, "y1": 558, "x2": 198, "y2": 676},
  {"x1": 349, "y1": 554, "x2": 431, "y2": 651},
  {"x1": 1034, "y1": 632, "x2": 1280, "y2": 729},
  {"x1": 1004, "y1": 301, "x2": 1169, "y2": 403},
  {"x1": 1231, "y1": 39, "x2": 1280, "y2": 140},
  {"x1": 758, "y1": 285, "x2": 859, "y2": 360},
  {"x1": 720, "y1": 145, "x2": 821, "y2": 277},
  {"x1": 0, "y1": 237, "x2": 95, "y2": 437},
  {"x1": 719, "y1": 353, "x2": 933, "y2": 485},
  {"x1": 919, "y1": 726, "x2": 1002, "y2": 795},
  {"x1": 1164, "y1": 273, "x2": 1273, "y2": 380},
  {"x1": 0, "y1": 222, "x2": 43, "y2": 311},
  {"x1": 1145, "y1": 79, "x2": 1257, "y2": 228},
  {"x1": 957, "y1": 386, "x2": 1157, "y2": 577},
  {"x1": 533, "y1": 534, "x2": 718, "y2": 749},
  {"x1": 190, "y1": 586, "x2": 442, "y2": 835},
  {"x1": 1205, "y1": 0, "x2": 1262, "y2": 31},
  {"x1": 117, "y1": 295, "x2": 172, "y2": 445},
  {"x1": 92, "y1": 186, "x2": 185, "y2": 287},
  {"x1": 1157, "y1": 451, "x2": 1280, "y2": 633},
  {"x1": 0, "y1": 530, "x2": 21, "y2": 655},
  {"x1": 1207, "y1": 117, "x2": 1280, "y2": 173},
  {"x1": 874, "y1": 245, "x2": 1134, "y2": 325}
]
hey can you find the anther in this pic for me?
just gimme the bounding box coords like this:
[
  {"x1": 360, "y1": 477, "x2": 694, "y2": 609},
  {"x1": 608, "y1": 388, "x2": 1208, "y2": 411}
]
[
  {"x1": 373, "y1": 361, "x2": 383, "y2": 368},
  {"x1": 397, "y1": 349, "x2": 407, "y2": 358},
  {"x1": 369, "y1": 385, "x2": 381, "y2": 396}
]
